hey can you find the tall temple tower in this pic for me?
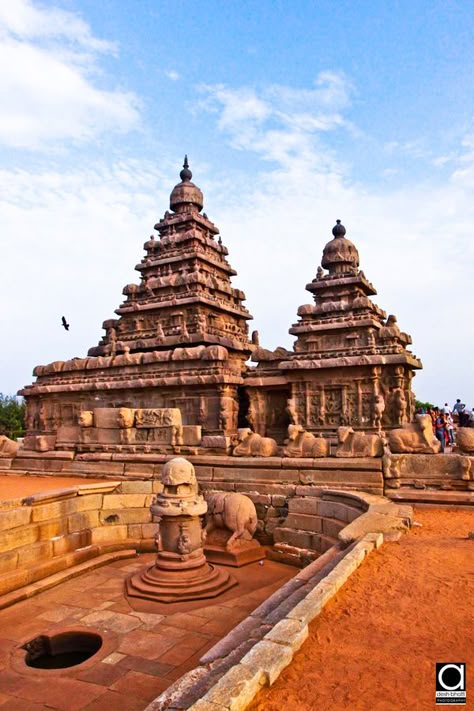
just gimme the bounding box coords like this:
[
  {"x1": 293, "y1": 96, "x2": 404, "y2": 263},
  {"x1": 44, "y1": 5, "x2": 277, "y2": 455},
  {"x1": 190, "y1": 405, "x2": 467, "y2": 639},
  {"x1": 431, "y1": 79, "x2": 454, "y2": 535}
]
[
  {"x1": 245, "y1": 220, "x2": 422, "y2": 439},
  {"x1": 20, "y1": 159, "x2": 253, "y2": 448},
  {"x1": 89, "y1": 157, "x2": 252, "y2": 360}
]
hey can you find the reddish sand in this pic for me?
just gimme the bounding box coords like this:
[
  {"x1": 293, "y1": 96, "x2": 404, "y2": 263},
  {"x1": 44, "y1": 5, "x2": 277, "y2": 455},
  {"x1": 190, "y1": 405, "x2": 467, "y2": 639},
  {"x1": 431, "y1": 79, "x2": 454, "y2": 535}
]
[
  {"x1": 0, "y1": 474, "x2": 107, "y2": 500},
  {"x1": 250, "y1": 508, "x2": 474, "y2": 711}
]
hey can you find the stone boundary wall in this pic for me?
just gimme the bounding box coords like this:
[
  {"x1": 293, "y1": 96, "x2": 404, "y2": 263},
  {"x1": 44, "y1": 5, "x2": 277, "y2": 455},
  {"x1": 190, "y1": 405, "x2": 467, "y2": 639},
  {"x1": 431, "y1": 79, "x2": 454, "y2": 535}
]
[
  {"x1": 146, "y1": 492, "x2": 411, "y2": 710},
  {"x1": 0, "y1": 480, "x2": 160, "y2": 599}
]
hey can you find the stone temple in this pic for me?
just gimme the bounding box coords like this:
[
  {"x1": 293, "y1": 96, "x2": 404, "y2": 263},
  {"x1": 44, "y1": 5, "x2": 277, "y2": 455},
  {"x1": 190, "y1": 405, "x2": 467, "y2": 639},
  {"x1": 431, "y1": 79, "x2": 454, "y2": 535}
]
[{"x1": 19, "y1": 157, "x2": 422, "y2": 456}]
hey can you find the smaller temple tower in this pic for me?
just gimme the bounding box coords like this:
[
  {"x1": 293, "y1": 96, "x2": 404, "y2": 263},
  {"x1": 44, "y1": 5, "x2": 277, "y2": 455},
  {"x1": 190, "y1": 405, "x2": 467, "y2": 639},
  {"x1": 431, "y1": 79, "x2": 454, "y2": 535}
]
[{"x1": 246, "y1": 220, "x2": 422, "y2": 438}]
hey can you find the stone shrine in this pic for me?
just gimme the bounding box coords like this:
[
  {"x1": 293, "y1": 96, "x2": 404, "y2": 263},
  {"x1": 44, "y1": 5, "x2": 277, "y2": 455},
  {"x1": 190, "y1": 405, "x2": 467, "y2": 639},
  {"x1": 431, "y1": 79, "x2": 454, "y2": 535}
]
[
  {"x1": 245, "y1": 220, "x2": 422, "y2": 441},
  {"x1": 19, "y1": 158, "x2": 422, "y2": 455}
]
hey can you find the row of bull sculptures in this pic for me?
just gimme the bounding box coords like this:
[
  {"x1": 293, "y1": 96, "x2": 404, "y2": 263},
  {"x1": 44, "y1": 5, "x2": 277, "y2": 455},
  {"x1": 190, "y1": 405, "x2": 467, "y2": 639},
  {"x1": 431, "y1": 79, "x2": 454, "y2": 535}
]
[
  {"x1": 232, "y1": 414, "x2": 456, "y2": 458},
  {"x1": 3, "y1": 413, "x2": 474, "y2": 460}
]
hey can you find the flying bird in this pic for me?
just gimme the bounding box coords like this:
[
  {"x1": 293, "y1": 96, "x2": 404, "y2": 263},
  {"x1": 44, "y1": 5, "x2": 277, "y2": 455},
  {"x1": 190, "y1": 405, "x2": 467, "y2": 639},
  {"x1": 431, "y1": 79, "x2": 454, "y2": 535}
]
[{"x1": 61, "y1": 316, "x2": 70, "y2": 331}]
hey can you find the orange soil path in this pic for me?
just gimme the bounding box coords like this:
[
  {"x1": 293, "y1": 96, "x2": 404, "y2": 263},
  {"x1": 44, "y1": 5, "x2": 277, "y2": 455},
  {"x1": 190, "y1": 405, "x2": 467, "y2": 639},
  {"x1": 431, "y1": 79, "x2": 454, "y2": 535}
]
[
  {"x1": 0, "y1": 474, "x2": 107, "y2": 500},
  {"x1": 249, "y1": 508, "x2": 474, "y2": 711}
]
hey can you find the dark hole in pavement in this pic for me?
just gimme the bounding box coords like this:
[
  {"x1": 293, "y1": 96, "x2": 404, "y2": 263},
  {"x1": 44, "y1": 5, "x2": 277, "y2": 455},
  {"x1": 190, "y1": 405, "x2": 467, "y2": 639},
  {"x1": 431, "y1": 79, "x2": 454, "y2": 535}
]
[{"x1": 22, "y1": 631, "x2": 102, "y2": 669}]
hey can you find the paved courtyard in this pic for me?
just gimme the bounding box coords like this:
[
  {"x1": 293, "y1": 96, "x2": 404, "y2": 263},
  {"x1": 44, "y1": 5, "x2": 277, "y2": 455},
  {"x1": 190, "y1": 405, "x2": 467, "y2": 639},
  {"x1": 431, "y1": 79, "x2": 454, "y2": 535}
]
[{"x1": 0, "y1": 553, "x2": 294, "y2": 710}]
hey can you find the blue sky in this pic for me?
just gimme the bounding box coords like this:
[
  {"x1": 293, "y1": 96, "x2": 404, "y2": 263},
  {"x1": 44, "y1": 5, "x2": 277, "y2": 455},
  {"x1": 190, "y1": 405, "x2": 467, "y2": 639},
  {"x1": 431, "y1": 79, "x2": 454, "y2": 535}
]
[{"x1": 1, "y1": 0, "x2": 473, "y2": 407}]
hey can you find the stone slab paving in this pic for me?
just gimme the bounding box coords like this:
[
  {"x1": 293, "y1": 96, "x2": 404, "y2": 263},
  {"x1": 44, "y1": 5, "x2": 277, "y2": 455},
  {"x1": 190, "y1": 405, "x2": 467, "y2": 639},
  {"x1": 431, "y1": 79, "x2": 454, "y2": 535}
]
[{"x1": 0, "y1": 553, "x2": 294, "y2": 709}]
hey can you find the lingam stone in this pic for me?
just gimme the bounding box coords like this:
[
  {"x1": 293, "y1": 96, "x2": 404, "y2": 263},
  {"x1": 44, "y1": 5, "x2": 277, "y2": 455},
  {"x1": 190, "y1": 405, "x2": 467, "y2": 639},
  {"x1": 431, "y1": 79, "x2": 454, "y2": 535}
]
[{"x1": 126, "y1": 457, "x2": 236, "y2": 603}]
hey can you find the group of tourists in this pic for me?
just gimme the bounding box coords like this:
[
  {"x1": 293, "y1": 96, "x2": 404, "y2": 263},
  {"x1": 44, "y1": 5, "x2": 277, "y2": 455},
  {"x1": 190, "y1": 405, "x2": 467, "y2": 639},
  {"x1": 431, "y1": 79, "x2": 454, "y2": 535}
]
[{"x1": 416, "y1": 399, "x2": 474, "y2": 453}]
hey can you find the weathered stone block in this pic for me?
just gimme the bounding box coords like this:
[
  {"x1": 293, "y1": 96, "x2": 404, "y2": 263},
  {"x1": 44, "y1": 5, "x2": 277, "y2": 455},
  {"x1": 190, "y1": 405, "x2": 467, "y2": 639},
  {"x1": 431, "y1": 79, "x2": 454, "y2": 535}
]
[
  {"x1": 56, "y1": 425, "x2": 80, "y2": 444},
  {"x1": 201, "y1": 662, "x2": 266, "y2": 710},
  {"x1": 0, "y1": 524, "x2": 40, "y2": 553},
  {"x1": 52, "y1": 530, "x2": 91, "y2": 556},
  {"x1": 0, "y1": 507, "x2": 31, "y2": 532},
  {"x1": 91, "y1": 525, "x2": 128, "y2": 543},
  {"x1": 0, "y1": 550, "x2": 19, "y2": 574},
  {"x1": 68, "y1": 511, "x2": 100, "y2": 533},
  {"x1": 239, "y1": 640, "x2": 293, "y2": 685},
  {"x1": 38, "y1": 519, "x2": 68, "y2": 540},
  {"x1": 201, "y1": 435, "x2": 229, "y2": 449},
  {"x1": 286, "y1": 581, "x2": 336, "y2": 625},
  {"x1": 264, "y1": 618, "x2": 308, "y2": 652},
  {"x1": 100, "y1": 509, "x2": 151, "y2": 525},
  {"x1": 0, "y1": 568, "x2": 29, "y2": 595},
  {"x1": 75, "y1": 494, "x2": 104, "y2": 512},
  {"x1": 93, "y1": 407, "x2": 135, "y2": 428},
  {"x1": 288, "y1": 497, "x2": 321, "y2": 515},
  {"x1": 119, "y1": 480, "x2": 153, "y2": 494},
  {"x1": 285, "y1": 513, "x2": 323, "y2": 533},
  {"x1": 123, "y1": 465, "x2": 154, "y2": 478},
  {"x1": 273, "y1": 528, "x2": 313, "y2": 549},
  {"x1": 182, "y1": 425, "x2": 202, "y2": 445},
  {"x1": 322, "y1": 517, "x2": 345, "y2": 538},
  {"x1": 17, "y1": 540, "x2": 53, "y2": 567},
  {"x1": 31, "y1": 498, "x2": 78, "y2": 523},
  {"x1": 102, "y1": 494, "x2": 147, "y2": 509}
]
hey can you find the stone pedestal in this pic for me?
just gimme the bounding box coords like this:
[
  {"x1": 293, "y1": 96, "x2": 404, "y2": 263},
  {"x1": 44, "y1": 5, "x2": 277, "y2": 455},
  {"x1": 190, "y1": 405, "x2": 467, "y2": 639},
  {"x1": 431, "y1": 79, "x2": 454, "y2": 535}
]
[
  {"x1": 204, "y1": 528, "x2": 264, "y2": 567},
  {"x1": 126, "y1": 458, "x2": 236, "y2": 603}
]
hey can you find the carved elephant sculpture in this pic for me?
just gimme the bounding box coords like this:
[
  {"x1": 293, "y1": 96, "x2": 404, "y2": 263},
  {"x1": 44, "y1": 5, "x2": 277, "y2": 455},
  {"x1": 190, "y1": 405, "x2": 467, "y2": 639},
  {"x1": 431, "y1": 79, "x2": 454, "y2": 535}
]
[
  {"x1": 388, "y1": 414, "x2": 440, "y2": 454},
  {"x1": 205, "y1": 492, "x2": 258, "y2": 547},
  {"x1": 336, "y1": 427, "x2": 383, "y2": 458},
  {"x1": 232, "y1": 428, "x2": 278, "y2": 457},
  {"x1": 283, "y1": 425, "x2": 329, "y2": 457}
]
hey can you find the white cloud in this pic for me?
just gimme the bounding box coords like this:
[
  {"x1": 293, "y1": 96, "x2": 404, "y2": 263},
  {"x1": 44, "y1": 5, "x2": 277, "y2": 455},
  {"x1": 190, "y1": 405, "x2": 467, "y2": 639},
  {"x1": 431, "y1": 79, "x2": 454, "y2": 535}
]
[
  {"x1": 198, "y1": 72, "x2": 352, "y2": 167},
  {"x1": 0, "y1": 0, "x2": 139, "y2": 149},
  {"x1": 0, "y1": 0, "x2": 114, "y2": 52},
  {"x1": 164, "y1": 69, "x2": 181, "y2": 81},
  {"x1": 195, "y1": 85, "x2": 474, "y2": 406},
  {"x1": 0, "y1": 159, "x2": 172, "y2": 394}
]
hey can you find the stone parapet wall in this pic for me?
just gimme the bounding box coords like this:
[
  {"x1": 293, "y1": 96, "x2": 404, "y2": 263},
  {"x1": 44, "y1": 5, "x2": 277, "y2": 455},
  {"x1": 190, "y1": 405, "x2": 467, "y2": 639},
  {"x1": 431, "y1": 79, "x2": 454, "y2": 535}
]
[{"x1": 0, "y1": 481, "x2": 161, "y2": 598}]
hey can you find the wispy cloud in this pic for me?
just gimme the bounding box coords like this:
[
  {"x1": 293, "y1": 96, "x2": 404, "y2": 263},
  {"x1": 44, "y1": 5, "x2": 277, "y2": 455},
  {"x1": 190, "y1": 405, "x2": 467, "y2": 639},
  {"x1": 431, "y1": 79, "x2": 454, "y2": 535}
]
[
  {"x1": 0, "y1": 0, "x2": 139, "y2": 149},
  {"x1": 164, "y1": 69, "x2": 181, "y2": 81},
  {"x1": 198, "y1": 71, "x2": 353, "y2": 166}
]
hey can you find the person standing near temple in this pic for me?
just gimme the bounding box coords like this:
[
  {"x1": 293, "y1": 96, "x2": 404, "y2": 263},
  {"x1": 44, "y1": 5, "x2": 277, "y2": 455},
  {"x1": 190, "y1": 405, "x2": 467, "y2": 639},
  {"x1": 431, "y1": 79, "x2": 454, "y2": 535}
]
[
  {"x1": 434, "y1": 409, "x2": 447, "y2": 453},
  {"x1": 445, "y1": 411, "x2": 455, "y2": 446},
  {"x1": 452, "y1": 399, "x2": 465, "y2": 423}
]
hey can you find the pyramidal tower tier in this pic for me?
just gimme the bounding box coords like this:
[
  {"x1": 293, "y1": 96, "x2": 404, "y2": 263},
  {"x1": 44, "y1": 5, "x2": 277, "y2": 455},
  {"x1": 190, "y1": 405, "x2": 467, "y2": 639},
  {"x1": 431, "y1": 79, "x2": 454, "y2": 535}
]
[
  {"x1": 89, "y1": 156, "x2": 253, "y2": 358},
  {"x1": 245, "y1": 220, "x2": 422, "y2": 437},
  {"x1": 20, "y1": 159, "x2": 254, "y2": 447}
]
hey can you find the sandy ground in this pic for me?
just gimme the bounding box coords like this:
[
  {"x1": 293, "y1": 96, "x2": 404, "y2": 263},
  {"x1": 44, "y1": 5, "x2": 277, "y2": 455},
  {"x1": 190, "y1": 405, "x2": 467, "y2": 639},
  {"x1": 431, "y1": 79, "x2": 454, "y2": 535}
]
[
  {"x1": 249, "y1": 508, "x2": 474, "y2": 711},
  {"x1": 0, "y1": 474, "x2": 107, "y2": 500}
]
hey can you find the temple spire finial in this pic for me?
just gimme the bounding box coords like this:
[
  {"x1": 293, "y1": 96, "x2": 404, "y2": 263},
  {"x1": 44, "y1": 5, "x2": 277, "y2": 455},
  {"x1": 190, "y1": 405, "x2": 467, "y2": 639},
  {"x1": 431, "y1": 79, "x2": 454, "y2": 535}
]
[
  {"x1": 332, "y1": 219, "x2": 346, "y2": 238},
  {"x1": 180, "y1": 155, "x2": 192, "y2": 182}
]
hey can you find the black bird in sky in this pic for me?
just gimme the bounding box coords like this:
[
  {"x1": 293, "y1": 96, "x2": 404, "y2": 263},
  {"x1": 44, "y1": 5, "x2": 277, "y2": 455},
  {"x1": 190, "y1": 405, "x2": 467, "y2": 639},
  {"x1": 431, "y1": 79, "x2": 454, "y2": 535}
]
[{"x1": 61, "y1": 316, "x2": 70, "y2": 331}]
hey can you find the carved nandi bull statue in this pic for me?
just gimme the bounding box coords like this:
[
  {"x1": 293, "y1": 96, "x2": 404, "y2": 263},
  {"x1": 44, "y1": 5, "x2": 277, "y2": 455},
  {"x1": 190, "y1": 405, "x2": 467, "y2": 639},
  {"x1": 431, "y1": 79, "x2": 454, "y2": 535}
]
[
  {"x1": 336, "y1": 427, "x2": 384, "y2": 458},
  {"x1": 388, "y1": 414, "x2": 440, "y2": 454},
  {"x1": 232, "y1": 428, "x2": 278, "y2": 457},
  {"x1": 283, "y1": 425, "x2": 329, "y2": 458},
  {"x1": 205, "y1": 492, "x2": 258, "y2": 548}
]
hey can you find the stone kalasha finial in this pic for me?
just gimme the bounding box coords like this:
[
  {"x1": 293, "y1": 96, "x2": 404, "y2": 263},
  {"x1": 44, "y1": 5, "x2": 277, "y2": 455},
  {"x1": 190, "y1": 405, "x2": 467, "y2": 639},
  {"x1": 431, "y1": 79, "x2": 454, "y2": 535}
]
[
  {"x1": 332, "y1": 219, "x2": 346, "y2": 238},
  {"x1": 180, "y1": 154, "x2": 192, "y2": 182},
  {"x1": 322, "y1": 219, "x2": 359, "y2": 273},
  {"x1": 169, "y1": 155, "x2": 203, "y2": 213}
]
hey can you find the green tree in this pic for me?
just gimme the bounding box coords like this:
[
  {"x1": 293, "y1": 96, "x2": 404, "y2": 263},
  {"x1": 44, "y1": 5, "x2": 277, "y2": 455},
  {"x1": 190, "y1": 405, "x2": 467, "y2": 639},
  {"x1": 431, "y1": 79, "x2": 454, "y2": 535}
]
[
  {"x1": 0, "y1": 394, "x2": 26, "y2": 440},
  {"x1": 415, "y1": 399, "x2": 435, "y2": 412}
]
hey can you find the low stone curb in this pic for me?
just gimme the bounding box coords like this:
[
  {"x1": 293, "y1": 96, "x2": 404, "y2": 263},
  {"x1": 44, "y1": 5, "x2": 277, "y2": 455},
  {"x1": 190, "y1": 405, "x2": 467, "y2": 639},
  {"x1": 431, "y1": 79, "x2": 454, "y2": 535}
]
[
  {"x1": 145, "y1": 531, "x2": 384, "y2": 711},
  {"x1": 0, "y1": 548, "x2": 137, "y2": 610}
]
